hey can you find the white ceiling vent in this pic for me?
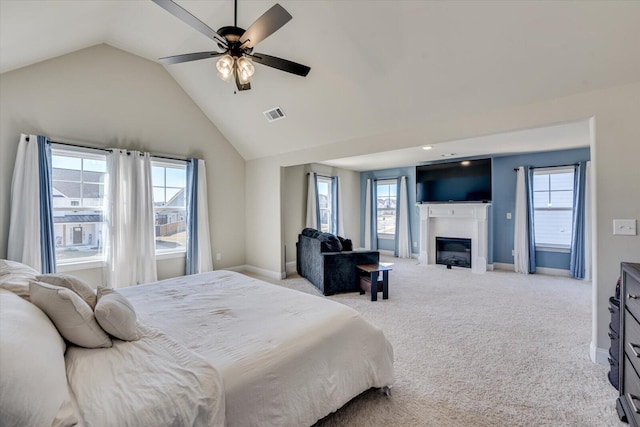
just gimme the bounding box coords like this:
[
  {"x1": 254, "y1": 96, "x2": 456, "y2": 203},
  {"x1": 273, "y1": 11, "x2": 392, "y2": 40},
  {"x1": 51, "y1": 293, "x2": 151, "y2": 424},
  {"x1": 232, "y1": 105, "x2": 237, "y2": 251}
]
[{"x1": 263, "y1": 107, "x2": 286, "y2": 123}]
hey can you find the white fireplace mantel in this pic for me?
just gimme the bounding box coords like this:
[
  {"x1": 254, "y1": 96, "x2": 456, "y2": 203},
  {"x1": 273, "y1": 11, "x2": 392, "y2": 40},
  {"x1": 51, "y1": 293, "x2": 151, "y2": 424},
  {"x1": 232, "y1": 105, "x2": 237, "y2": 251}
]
[{"x1": 417, "y1": 203, "x2": 491, "y2": 273}]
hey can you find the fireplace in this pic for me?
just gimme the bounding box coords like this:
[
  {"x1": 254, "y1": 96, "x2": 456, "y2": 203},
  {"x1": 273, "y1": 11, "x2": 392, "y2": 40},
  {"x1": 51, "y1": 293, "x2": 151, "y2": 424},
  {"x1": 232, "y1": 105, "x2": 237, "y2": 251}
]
[{"x1": 436, "y1": 237, "x2": 471, "y2": 269}]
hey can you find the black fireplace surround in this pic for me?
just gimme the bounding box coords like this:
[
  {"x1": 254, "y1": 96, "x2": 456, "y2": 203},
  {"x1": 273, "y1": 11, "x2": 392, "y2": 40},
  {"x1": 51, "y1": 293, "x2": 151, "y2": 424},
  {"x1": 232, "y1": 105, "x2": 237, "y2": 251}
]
[{"x1": 436, "y1": 237, "x2": 471, "y2": 268}]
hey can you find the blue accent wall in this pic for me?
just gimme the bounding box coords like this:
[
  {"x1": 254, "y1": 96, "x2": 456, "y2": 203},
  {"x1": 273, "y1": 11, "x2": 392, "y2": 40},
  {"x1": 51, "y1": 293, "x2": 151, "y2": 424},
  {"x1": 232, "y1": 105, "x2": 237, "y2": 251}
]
[
  {"x1": 360, "y1": 167, "x2": 419, "y2": 254},
  {"x1": 360, "y1": 147, "x2": 590, "y2": 269},
  {"x1": 491, "y1": 147, "x2": 590, "y2": 269}
]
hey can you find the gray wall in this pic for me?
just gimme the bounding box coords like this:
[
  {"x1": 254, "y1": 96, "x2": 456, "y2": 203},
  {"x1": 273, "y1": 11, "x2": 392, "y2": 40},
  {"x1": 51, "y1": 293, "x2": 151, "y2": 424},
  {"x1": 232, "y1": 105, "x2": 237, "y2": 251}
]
[
  {"x1": 0, "y1": 44, "x2": 246, "y2": 284},
  {"x1": 282, "y1": 163, "x2": 360, "y2": 270}
]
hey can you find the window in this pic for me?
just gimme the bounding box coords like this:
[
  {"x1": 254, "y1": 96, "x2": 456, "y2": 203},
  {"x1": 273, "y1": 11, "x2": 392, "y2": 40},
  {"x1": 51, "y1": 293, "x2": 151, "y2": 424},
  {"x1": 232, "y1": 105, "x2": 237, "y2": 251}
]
[
  {"x1": 532, "y1": 167, "x2": 574, "y2": 249},
  {"x1": 316, "y1": 176, "x2": 333, "y2": 233},
  {"x1": 377, "y1": 180, "x2": 397, "y2": 238},
  {"x1": 51, "y1": 148, "x2": 107, "y2": 263},
  {"x1": 151, "y1": 160, "x2": 187, "y2": 252}
]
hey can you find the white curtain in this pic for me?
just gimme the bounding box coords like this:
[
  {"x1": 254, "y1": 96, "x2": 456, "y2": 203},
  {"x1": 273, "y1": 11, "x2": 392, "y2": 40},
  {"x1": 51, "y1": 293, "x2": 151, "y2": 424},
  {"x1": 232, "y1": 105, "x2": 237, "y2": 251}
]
[
  {"x1": 396, "y1": 176, "x2": 411, "y2": 258},
  {"x1": 105, "y1": 150, "x2": 157, "y2": 288},
  {"x1": 514, "y1": 166, "x2": 529, "y2": 274},
  {"x1": 364, "y1": 179, "x2": 372, "y2": 249},
  {"x1": 7, "y1": 134, "x2": 42, "y2": 271},
  {"x1": 305, "y1": 172, "x2": 318, "y2": 229},
  {"x1": 584, "y1": 161, "x2": 593, "y2": 281},
  {"x1": 195, "y1": 159, "x2": 213, "y2": 272},
  {"x1": 336, "y1": 176, "x2": 345, "y2": 237}
]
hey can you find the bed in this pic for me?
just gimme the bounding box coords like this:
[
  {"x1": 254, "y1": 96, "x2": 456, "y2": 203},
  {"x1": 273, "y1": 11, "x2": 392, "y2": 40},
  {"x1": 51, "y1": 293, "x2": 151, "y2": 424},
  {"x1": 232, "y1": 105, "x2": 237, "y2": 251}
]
[{"x1": 1, "y1": 268, "x2": 394, "y2": 427}]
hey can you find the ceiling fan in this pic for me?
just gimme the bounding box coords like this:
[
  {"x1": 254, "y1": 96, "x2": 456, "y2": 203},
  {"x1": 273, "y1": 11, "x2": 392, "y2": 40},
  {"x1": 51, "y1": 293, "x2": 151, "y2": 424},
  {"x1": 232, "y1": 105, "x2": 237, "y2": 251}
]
[{"x1": 152, "y1": 0, "x2": 311, "y2": 91}]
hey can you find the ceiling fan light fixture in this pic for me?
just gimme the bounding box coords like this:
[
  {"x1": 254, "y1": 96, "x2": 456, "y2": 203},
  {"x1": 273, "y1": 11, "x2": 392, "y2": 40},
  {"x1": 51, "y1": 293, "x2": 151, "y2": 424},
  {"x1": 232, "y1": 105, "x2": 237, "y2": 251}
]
[
  {"x1": 236, "y1": 57, "x2": 255, "y2": 84},
  {"x1": 216, "y1": 54, "x2": 235, "y2": 81}
]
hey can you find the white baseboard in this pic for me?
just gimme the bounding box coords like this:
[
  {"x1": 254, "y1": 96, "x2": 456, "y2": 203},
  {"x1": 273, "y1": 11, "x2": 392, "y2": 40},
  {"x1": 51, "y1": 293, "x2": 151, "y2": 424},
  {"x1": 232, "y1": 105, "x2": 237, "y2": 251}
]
[
  {"x1": 285, "y1": 261, "x2": 296, "y2": 275},
  {"x1": 225, "y1": 264, "x2": 285, "y2": 280},
  {"x1": 590, "y1": 341, "x2": 608, "y2": 366},
  {"x1": 492, "y1": 262, "x2": 570, "y2": 277}
]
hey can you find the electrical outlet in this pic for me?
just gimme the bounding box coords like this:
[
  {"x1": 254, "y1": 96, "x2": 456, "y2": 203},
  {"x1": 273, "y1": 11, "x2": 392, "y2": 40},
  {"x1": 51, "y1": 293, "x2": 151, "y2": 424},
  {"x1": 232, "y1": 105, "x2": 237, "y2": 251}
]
[
  {"x1": 413, "y1": 241, "x2": 418, "y2": 248},
  {"x1": 506, "y1": 212, "x2": 512, "y2": 220},
  {"x1": 511, "y1": 249, "x2": 515, "y2": 256},
  {"x1": 216, "y1": 253, "x2": 222, "y2": 261},
  {"x1": 613, "y1": 219, "x2": 637, "y2": 236}
]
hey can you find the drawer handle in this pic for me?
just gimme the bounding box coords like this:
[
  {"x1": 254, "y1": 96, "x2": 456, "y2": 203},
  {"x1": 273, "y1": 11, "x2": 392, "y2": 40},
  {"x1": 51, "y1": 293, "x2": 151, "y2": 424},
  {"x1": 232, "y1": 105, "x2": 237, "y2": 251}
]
[
  {"x1": 629, "y1": 394, "x2": 640, "y2": 414},
  {"x1": 629, "y1": 294, "x2": 639, "y2": 300},
  {"x1": 630, "y1": 342, "x2": 640, "y2": 358}
]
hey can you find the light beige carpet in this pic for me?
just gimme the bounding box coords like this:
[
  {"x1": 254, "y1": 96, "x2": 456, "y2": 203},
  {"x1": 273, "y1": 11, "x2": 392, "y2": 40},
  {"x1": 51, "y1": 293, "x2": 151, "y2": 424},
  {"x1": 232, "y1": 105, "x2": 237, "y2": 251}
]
[{"x1": 248, "y1": 256, "x2": 621, "y2": 427}]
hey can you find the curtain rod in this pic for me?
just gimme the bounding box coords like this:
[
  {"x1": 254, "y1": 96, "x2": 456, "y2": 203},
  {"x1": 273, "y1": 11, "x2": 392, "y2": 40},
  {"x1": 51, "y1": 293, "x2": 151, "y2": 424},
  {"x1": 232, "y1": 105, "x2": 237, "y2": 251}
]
[
  {"x1": 513, "y1": 163, "x2": 578, "y2": 172},
  {"x1": 24, "y1": 136, "x2": 191, "y2": 162}
]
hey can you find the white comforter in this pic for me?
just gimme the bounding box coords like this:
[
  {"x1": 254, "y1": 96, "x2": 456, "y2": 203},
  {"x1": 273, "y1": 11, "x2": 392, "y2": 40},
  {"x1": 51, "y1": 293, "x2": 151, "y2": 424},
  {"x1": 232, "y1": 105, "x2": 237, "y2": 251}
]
[
  {"x1": 69, "y1": 271, "x2": 394, "y2": 427},
  {"x1": 66, "y1": 324, "x2": 225, "y2": 427}
]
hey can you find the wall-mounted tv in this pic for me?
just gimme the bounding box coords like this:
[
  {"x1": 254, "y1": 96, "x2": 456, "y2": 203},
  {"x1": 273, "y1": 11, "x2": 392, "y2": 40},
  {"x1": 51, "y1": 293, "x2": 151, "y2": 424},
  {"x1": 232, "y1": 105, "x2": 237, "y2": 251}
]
[{"x1": 416, "y1": 158, "x2": 492, "y2": 203}]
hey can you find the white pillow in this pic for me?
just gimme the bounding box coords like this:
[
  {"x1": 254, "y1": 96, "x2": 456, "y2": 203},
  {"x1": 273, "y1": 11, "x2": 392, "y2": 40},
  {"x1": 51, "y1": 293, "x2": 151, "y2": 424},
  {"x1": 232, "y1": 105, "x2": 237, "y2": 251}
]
[
  {"x1": 37, "y1": 273, "x2": 97, "y2": 309},
  {"x1": 0, "y1": 259, "x2": 39, "y2": 300},
  {"x1": 0, "y1": 289, "x2": 78, "y2": 427},
  {"x1": 29, "y1": 281, "x2": 112, "y2": 349},
  {"x1": 95, "y1": 287, "x2": 140, "y2": 341}
]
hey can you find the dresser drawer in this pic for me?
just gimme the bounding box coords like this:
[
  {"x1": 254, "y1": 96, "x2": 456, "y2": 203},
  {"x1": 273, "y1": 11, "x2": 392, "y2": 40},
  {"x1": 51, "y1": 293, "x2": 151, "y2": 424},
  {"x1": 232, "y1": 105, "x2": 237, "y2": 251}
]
[
  {"x1": 623, "y1": 355, "x2": 640, "y2": 426},
  {"x1": 625, "y1": 309, "x2": 640, "y2": 376},
  {"x1": 624, "y1": 267, "x2": 640, "y2": 323}
]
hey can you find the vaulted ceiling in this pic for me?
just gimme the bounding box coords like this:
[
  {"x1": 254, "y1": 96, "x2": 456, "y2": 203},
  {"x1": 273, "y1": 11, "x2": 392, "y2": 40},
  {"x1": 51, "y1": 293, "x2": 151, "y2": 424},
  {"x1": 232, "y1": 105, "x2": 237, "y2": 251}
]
[{"x1": 2, "y1": 1, "x2": 639, "y2": 165}]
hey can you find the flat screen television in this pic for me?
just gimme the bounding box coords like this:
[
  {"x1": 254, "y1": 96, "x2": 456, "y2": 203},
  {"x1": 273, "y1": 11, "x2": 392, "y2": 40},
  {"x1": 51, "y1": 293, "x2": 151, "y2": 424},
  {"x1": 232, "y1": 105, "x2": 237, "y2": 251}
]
[{"x1": 416, "y1": 158, "x2": 492, "y2": 203}]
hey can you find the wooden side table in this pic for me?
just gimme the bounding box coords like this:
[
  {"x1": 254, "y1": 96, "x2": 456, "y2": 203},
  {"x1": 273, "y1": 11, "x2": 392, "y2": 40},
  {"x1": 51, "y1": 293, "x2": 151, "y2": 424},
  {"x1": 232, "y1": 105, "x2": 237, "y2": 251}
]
[{"x1": 356, "y1": 264, "x2": 392, "y2": 301}]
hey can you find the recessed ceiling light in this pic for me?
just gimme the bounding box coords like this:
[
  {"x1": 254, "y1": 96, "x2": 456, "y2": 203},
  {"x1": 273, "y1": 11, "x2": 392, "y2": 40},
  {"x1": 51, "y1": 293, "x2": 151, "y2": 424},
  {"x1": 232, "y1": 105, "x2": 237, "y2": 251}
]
[
  {"x1": 440, "y1": 153, "x2": 456, "y2": 157},
  {"x1": 422, "y1": 146, "x2": 433, "y2": 150},
  {"x1": 461, "y1": 160, "x2": 471, "y2": 166}
]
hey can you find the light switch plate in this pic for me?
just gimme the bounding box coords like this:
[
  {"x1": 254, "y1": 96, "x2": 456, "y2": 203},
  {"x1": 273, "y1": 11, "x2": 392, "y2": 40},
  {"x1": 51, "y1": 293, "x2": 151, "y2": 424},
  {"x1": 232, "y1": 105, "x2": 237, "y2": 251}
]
[
  {"x1": 506, "y1": 212, "x2": 512, "y2": 220},
  {"x1": 613, "y1": 219, "x2": 637, "y2": 236}
]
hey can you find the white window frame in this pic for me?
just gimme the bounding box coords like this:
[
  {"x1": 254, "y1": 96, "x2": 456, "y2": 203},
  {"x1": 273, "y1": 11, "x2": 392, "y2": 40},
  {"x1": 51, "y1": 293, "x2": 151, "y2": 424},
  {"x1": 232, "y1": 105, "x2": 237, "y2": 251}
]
[
  {"x1": 316, "y1": 175, "x2": 333, "y2": 234},
  {"x1": 151, "y1": 158, "x2": 188, "y2": 255},
  {"x1": 51, "y1": 146, "x2": 107, "y2": 267},
  {"x1": 376, "y1": 179, "x2": 397, "y2": 240},
  {"x1": 532, "y1": 166, "x2": 574, "y2": 252}
]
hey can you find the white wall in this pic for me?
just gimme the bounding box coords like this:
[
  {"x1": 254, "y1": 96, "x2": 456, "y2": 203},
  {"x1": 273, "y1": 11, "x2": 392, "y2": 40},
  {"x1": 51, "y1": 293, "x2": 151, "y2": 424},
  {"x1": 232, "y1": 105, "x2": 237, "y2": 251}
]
[
  {"x1": 282, "y1": 163, "x2": 361, "y2": 271},
  {"x1": 245, "y1": 82, "x2": 640, "y2": 363},
  {"x1": 0, "y1": 44, "x2": 246, "y2": 284}
]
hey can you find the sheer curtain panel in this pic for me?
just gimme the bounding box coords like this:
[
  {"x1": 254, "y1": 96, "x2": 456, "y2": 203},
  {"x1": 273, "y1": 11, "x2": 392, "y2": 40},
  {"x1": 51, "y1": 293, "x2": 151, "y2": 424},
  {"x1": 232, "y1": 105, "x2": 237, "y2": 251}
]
[
  {"x1": 186, "y1": 158, "x2": 213, "y2": 275},
  {"x1": 583, "y1": 161, "x2": 593, "y2": 280},
  {"x1": 8, "y1": 134, "x2": 56, "y2": 273},
  {"x1": 333, "y1": 176, "x2": 345, "y2": 237},
  {"x1": 105, "y1": 150, "x2": 157, "y2": 288},
  {"x1": 305, "y1": 172, "x2": 320, "y2": 229},
  {"x1": 395, "y1": 176, "x2": 411, "y2": 258},
  {"x1": 514, "y1": 166, "x2": 535, "y2": 274}
]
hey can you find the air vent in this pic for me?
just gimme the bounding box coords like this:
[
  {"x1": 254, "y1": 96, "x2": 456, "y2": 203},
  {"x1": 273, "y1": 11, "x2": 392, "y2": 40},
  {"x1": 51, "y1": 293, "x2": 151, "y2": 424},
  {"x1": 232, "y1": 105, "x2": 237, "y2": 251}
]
[{"x1": 263, "y1": 107, "x2": 286, "y2": 122}]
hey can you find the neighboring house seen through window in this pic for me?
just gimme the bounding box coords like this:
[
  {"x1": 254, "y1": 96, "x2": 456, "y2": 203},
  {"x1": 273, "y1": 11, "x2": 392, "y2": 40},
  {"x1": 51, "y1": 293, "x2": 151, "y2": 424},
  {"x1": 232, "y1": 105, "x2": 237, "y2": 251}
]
[
  {"x1": 532, "y1": 167, "x2": 574, "y2": 249},
  {"x1": 151, "y1": 160, "x2": 187, "y2": 252},
  {"x1": 51, "y1": 148, "x2": 107, "y2": 264},
  {"x1": 377, "y1": 179, "x2": 397, "y2": 238}
]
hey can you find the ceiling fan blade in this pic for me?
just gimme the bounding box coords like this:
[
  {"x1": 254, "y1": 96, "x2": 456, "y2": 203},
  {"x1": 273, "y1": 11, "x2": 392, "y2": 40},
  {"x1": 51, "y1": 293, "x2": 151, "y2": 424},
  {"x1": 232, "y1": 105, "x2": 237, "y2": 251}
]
[
  {"x1": 251, "y1": 53, "x2": 310, "y2": 77},
  {"x1": 159, "y1": 51, "x2": 224, "y2": 65},
  {"x1": 152, "y1": 0, "x2": 228, "y2": 47},
  {"x1": 239, "y1": 4, "x2": 292, "y2": 49},
  {"x1": 235, "y1": 69, "x2": 252, "y2": 91}
]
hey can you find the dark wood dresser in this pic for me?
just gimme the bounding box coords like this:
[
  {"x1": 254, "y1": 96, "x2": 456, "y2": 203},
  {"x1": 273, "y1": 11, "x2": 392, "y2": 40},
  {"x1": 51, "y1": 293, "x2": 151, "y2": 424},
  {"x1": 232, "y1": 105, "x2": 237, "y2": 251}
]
[{"x1": 617, "y1": 262, "x2": 640, "y2": 426}]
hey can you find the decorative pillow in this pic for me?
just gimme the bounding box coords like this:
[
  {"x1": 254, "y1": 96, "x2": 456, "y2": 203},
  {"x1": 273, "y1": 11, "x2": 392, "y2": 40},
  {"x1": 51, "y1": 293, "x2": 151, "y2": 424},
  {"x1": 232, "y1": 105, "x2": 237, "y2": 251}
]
[
  {"x1": 0, "y1": 259, "x2": 39, "y2": 300},
  {"x1": 318, "y1": 232, "x2": 343, "y2": 252},
  {"x1": 29, "y1": 281, "x2": 112, "y2": 349},
  {"x1": 337, "y1": 236, "x2": 353, "y2": 252},
  {"x1": 95, "y1": 287, "x2": 140, "y2": 341},
  {"x1": 37, "y1": 273, "x2": 97, "y2": 309},
  {"x1": 0, "y1": 289, "x2": 78, "y2": 427}
]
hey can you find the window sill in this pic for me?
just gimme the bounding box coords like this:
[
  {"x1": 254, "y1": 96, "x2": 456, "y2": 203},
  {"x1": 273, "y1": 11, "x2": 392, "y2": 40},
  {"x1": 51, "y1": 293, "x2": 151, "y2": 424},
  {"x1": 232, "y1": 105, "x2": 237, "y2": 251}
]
[
  {"x1": 535, "y1": 245, "x2": 571, "y2": 254},
  {"x1": 56, "y1": 259, "x2": 105, "y2": 272},
  {"x1": 56, "y1": 252, "x2": 186, "y2": 271},
  {"x1": 156, "y1": 251, "x2": 186, "y2": 261},
  {"x1": 377, "y1": 233, "x2": 395, "y2": 240}
]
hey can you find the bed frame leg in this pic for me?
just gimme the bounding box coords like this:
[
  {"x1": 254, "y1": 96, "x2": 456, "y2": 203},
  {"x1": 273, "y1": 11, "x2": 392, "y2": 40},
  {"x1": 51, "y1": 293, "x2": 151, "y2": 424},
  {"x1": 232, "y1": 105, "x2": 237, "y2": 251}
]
[{"x1": 381, "y1": 386, "x2": 392, "y2": 397}]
